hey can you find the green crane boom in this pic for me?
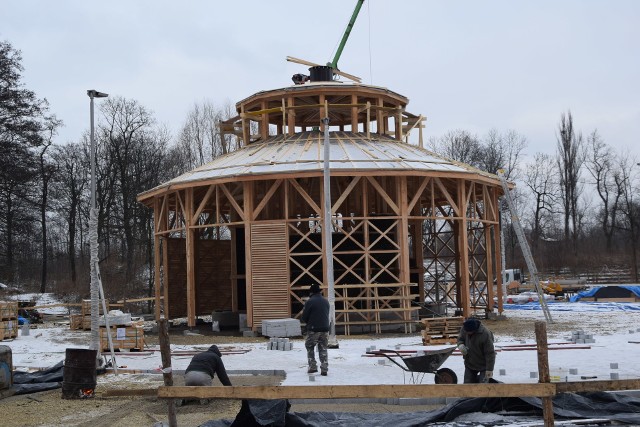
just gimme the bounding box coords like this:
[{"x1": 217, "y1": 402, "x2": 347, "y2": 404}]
[{"x1": 329, "y1": 0, "x2": 365, "y2": 70}]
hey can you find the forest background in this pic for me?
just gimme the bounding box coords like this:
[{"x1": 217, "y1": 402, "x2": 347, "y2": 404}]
[{"x1": 1, "y1": 39, "x2": 639, "y2": 307}]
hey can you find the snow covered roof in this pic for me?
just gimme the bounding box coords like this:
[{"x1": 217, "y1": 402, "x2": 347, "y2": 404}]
[{"x1": 140, "y1": 131, "x2": 498, "y2": 199}]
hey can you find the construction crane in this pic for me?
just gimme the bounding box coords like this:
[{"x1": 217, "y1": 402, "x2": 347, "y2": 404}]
[
  {"x1": 288, "y1": 0, "x2": 364, "y2": 83},
  {"x1": 328, "y1": 0, "x2": 365, "y2": 70},
  {"x1": 497, "y1": 170, "x2": 553, "y2": 323}
]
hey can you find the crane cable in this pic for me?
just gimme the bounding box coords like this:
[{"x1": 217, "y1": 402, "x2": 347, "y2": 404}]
[{"x1": 367, "y1": 0, "x2": 373, "y2": 85}]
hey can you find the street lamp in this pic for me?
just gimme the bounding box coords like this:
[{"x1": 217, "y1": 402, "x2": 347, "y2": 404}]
[
  {"x1": 321, "y1": 117, "x2": 339, "y2": 348},
  {"x1": 87, "y1": 90, "x2": 108, "y2": 354}
]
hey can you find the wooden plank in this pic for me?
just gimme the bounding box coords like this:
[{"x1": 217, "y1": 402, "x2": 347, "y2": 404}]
[
  {"x1": 102, "y1": 388, "x2": 158, "y2": 397},
  {"x1": 158, "y1": 383, "x2": 556, "y2": 400},
  {"x1": 535, "y1": 321, "x2": 555, "y2": 427},
  {"x1": 556, "y1": 378, "x2": 640, "y2": 393}
]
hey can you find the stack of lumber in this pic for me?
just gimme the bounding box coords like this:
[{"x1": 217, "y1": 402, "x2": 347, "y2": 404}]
[
  {"x1": 420, "y1": 316, "x2": 463, "y2": 345},
  {"x1": 0, "y1": 301, "x2": 18, "y2": 340},
  {"x1": 73, "y1": 299, "x2": 108, "y2": 330}
]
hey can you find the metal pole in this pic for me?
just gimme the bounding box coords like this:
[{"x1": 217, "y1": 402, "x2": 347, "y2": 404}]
[
  {"x1": 322, "y1": 117, "x2": 339, "y2": 348},
  {"x1": 87, "y1": 90, "x2": 108, "y2": 356},
  {"x1": 88, "y1": 93, "x2": 100, "y2": 353}
]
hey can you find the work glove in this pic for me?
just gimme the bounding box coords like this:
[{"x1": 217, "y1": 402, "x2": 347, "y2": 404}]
[
  {"x1": 484, "y1": 370, "x2": 493, "y2": 381},
  {"x1": 457, "y1": 344, "x2": 468, "y2": 356}
]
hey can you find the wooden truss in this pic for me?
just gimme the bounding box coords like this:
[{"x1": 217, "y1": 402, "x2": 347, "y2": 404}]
[{"x1": 147, "y1": 173, "x2": 503, "y2": 332}]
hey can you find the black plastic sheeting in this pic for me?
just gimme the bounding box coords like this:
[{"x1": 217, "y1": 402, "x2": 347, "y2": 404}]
[
  {"x1": 201, "y1": 391, "x2": 640, "y2": 426},
  {"x1": 11, "y1": 361, "x2": 64, "y2": 395}
]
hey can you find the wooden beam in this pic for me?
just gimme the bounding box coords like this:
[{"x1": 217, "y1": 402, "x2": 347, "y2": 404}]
[
  {"x1": 535, "y1": 321, "x2": 555, "y2": 427},
  {"x1": 159, "y1": 318, "x2": 177, "y2": 427},
  {"x1": 102, "y1": 388, "x2": 158, "y2": 397},
  {"x1": 285, "y1": 56, "x2": 362, "y2": 82},
  {"x1": 158, "y1": 383, "x2": 556, "y2": 400},
  {"x1": 192, "y1": 184, "x2": 215, "y2": 223},
  {"x1": 365, "y1": 176, "x2": 399, "y2": 214},
  {"x1": 220, "y1": 183, "x2": 245, "y2": 221},
  {"x1": 556, "y1": 378, "x2": 640, "y2": 393},
  {"x1": 185, "y1": 188, "x2": 196, "y2": 327},
  {"x1": 243, "y1": 181, "x2": 254, "y2": 329},
  {"x1": 253, "y1": 179, "x2": 283, "y2": 219}
]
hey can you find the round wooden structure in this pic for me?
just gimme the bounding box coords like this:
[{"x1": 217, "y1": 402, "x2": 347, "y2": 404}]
[{"x1": 138, "y1": 81, "x2": 506, "y2": 333}]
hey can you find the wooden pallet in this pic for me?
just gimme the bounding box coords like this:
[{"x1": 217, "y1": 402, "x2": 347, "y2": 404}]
[
  {"x1": 100, "y1": 325, "x2": 145, "y2": 351},
  {"x1": 0, "y1": 301, "x2": 18, "y2": 320},
  {"x1": 420, "y1": 316, "x2": 463, "y2": 346},
  {"x1": 81, "y1": 299, "x2": 109, "y2": 317},
  {"x1": 0, "y1": 320, "x2": 18, "y2": 340},
  {"x1": 422, "y1": 336, "x2": 459, "y2": 345}
]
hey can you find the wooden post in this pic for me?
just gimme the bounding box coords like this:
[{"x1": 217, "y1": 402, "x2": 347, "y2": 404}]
[
  {"x1": 535, "y1": 321, "x2": 555, "y2": 426},
  {"x1": 159, "y1": 318, "x2": 177, "y2": 427},
  {"x1": 457, "y1": 180, "x2": 471, "y2": 317}
]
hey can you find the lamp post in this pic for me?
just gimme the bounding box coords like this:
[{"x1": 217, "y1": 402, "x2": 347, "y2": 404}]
[
  {"x1": 322, "y1": 117, "x2": 339, "y2": 348},
  {"x1": 87, "y1": 90, "x2": 108, "y2": 353}
]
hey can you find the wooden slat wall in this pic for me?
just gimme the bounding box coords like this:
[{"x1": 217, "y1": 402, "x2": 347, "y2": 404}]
[
  {"x1": 196, "y1": 240, "x2": 232, "y2": 314},
  {"x1": 250, "y1": 222, "x2": 289, "y2": 330},
  {"x1": 167, "y1": 238, "x2": 188, "y2": 319}
]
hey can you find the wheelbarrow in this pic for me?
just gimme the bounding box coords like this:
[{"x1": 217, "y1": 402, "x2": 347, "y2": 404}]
[{"x1": 376, "y1": 346, "x2": 458, "y2": 384}]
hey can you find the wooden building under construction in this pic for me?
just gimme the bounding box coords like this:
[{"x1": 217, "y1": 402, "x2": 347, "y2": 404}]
[{"x1": 137, "y1": 72, "x2": 506, "y2": 333}]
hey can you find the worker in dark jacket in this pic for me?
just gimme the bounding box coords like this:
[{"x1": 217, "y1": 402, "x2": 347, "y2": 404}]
[
  {"x1": 301, "y1": 283, "x2": 330, "y2": 375},
  {"x1": 457, "y1": 318, "x2": 496, "y2": 383},
  {"x1": 184, "y1": 344, "x2": 232, "y2": 386}
]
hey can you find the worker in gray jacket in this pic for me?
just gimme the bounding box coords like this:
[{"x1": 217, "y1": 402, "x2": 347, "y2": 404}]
[
  {"x1": 457, "y1": 318, "x2": 496, "y2": 383},
  {"x1": 301, "y1": 283, "x2": 330, "y2": 375}
]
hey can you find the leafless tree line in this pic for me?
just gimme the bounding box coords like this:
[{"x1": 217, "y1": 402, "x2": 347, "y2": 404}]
[{"x1": 2, "y1": 39, "x2": 639, "y2": 306}]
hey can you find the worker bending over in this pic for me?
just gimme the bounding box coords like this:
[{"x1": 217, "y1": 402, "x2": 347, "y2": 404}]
[{"x1": 456, "y1": 318, "x2": 496, "y2": 383}]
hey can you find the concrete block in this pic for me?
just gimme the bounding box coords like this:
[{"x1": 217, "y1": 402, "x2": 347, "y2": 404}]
[
  {"x1": 630, "y1": 330, "x2": 635, "y2": 334},
  {"x1": 378, "y1": 359, "x2": 386, "y2": 365},
  {"x1": 499, "y1": 369, "x2": 506, "y2": 376},
  {"x1": 262, "y1": 318, "x2": 301, "y2": 337},
  {"x1": 309, "y1": 375, "x2": 315, "y2": 382},
  {"x1": 569, "y1": 368, "x2": 578, "y2": 375},
  {"x1": 575, "y1": 339, "x2": 585, "y2": 344},
  {"x1": 610, "y1": 363, "x2": 618, "y2": 369},
  {"x1": 530, "y1": 372, "x2": 537, "y2": 378},
  {"x1": 242, "y1": 330, "x2": 257, "y2": 337},
  {"x1": 610, "y1": 372, "x2": 619, "y2": 380},
  {"x1": 585, "y1": 338, "x2": 595, "y2": 343}
]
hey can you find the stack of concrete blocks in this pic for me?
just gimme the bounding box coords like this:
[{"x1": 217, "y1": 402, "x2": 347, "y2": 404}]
[
  {"x1": 610, "y1": 362, "x2": 619, "y2": 380},
  {"x1": 268, "y1": 337, "x2": 293, "y2": 351},
  {"x1": 261, "y1": 318, "x2": 302, "y2": 338},
  {"x1": 569, "y1": 330, "x2": 596, "y2": 344}
]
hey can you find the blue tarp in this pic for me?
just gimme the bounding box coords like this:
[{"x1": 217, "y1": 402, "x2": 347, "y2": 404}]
[
  {"x1": 503, "y1": 301, "x2": 640, "y2": 311},
  {"x1": 569, "y1": 286, "x2": 640, "y2": 302}
]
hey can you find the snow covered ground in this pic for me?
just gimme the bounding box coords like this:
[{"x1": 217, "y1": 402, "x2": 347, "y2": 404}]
[{"x1": 3, "y1": 296, "x2": 640, "y2": 389}]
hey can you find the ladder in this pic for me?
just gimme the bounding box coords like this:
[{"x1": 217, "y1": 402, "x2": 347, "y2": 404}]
[{"x1": 497, "y1": 170, "x2": 553, "y2": 323}]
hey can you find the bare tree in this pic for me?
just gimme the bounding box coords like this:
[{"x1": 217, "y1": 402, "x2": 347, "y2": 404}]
[
  {"x1": 51, "y1": 142, "x2": 87, "y2": 287},
  {"x1": 556, "y1": 111, "x2": 584, "y2": 255},
  {"x1": 37, "y1": 118, "x2": 62, "y2": 292},
  {"x1": 428, "y1": 129, "x2": 482, "y2": 167},
  {"x1": 175, "y1": 100, "x2": 239, "y2": 172},
  {"x1": 614, "y1": 152, "x2": 640, "y2": 282},
  {"x1": 101, "y1": 97, "x2": 155, "y2": 285},
  {"x1": 523, "y1": 153, "x2": 559, "y2": 256},
  {"x1": 584, "y1": 130, "x2": 620, "y2": 250},
  {"x1": 479, "y1": 129, "x2": 527, "y2": 178}
]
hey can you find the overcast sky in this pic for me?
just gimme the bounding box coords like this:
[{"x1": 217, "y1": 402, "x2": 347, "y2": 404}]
[{"x1": 2, "y1": 0, "x2": 638, "y2": 159}]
